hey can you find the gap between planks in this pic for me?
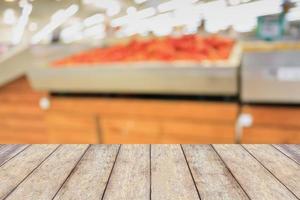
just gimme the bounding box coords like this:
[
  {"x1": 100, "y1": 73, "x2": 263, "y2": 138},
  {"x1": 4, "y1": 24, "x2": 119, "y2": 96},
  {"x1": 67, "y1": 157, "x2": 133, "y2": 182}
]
[
  {"x1": 241, "y1": 145, "x2": 300, "y2": 199},
  {"x1": 100, "y1": 145, "x2": 122, "y2": 200},
  {"x1": 50, "y1": 145, "x2": 92, "y2": 200},
  {"x1": 0, "y1": 145, "x2": 30, "y2": 168},
  {"x1": 1, "y1": 144, "x2": 299, "y2": 200},
  {"x1": 180, "y1": 145, "x2": 202, "y2": 200},
  {"x1": 272, "y1": 145, "x2": 300, "y2": 165},
  {"x1": 1, "y1": 145, "x2": 61, "y2": 200}
]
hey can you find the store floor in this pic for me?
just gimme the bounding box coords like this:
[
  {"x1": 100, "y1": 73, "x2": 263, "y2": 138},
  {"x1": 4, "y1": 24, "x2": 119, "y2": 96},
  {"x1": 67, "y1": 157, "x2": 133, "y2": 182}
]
[{"x1": 0, "y1": 144, "x2": 299, "y2": 199}]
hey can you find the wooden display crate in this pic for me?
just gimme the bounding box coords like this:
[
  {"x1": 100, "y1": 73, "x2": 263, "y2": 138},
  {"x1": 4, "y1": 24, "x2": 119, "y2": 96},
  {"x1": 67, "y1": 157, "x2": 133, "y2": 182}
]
[
  {"x1": 45, "y1": 97, "x2": 238, "y2": 143},
  {"x1": 27, "y1": 45, "x2": 242, "y2": 96},
  {"x1": 241, "y1": 105, "x2": 300, "y2": 143},
  {"x1": 0, "y1": 77, "x2": 47, "y2": 143},
  {"x1": 0, "y1": 76, "x2": 238, "y2": 144}
]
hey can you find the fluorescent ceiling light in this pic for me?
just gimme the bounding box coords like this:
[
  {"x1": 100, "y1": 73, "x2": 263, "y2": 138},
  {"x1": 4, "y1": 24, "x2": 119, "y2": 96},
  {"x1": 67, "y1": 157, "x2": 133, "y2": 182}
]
[
  {"x1": 111, "y1": 7, "x2": 156, "y2": 27},
  {"x1": 158, "y1": 0, "x2": 197, "y2": 12},
  {"x1": 3, "y1": 9, "x2": 17, "y2": 25},
  {"x1": 228, "y1": 0, "x2": 241, "y2": 6},
  {"x1": 137, "y1": 7, "x2": 156, "y2": 18},
  {"x1": 83, "y1": 0, "x2": 121, "y2": 16},
  {"x1": 28, "y1": 22, "x2": 38, "y2": 31},
  {"x1": 83, "y1": 24, "x2": 105, "y2": 37},
  {"x1": 127, "y1": 7, "x2": 137, "y2": 15},
  {"x1": 11, "y1": 1, "x2": 32, "y2": 44},
  {"x1": 31, "y1": 4, "x2": 79, "y2": 44},
  {"x1": 134, "y1": 0, "x2": 147, "y2": 4},
  {"x1": 84, "y1": 14, "x2": 104, "y2": 27}
]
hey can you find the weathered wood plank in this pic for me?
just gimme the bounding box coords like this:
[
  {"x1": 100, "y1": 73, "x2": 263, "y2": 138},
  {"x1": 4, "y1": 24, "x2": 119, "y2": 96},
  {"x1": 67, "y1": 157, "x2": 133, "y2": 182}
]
[
  {"x1": 273, "y1": 144, "x2": 300, "y2": 164},
  {"x1": 213, "y1": 145, "x2": 298, "y2": 200},
  {"x1": 182, "y1": 145, "x2": 249, "y2": 200},
  {"x1": 243, "y1": 144, "x2": 300, "y2": 198},
  {"x1": 0, "y1": 145, "x2": 28, "y2": 166},
  {"x1": 5, "y1": 145, "x2": 89, "y2": 200},
  {"x1": 151, "y1": 145, "x2": 200, "y2": 200},
  {"x1": 102, "y1": 145, "x2": 150, "y2": 200},
  {"x1": 0, "y1": 145, "x2": 58, "y2": 199},
  {"x1": 53, "y1": 145, "x2": 119, "y2": 200}
]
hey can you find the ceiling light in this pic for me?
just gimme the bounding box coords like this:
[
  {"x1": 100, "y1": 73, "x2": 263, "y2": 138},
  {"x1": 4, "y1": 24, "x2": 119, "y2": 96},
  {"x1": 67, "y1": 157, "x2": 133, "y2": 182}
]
[
  {"x1": 28, "y1": 22, "x2": 38, "y2": 31},
  {"x1": 111, "y1": 7, "x2": 155, "y2": 27},
  {"x1": 127, "y1": 7, "x2": 137, "y2": 15},
  {"x1": 228, "y1": 0, "x2": 241, "y2": 6},
  {"x1": 31, "y1": 4, "x2": 79, "y2": 44},
  {"x1": 11, "y1": 1, "x2": 32, "y2": 44},
  {"x1": 137, "y1": 7, "x2": 156, "y2": 18},
  {"x1": 83, "y1": 24, "x2": 105, "y2": 37},
  {"x1": 158, "y1": 0, "x2": 197, "y2": 12},
  {"x1": 89, "y1": 0, "x2": 121, "y2": 16},
  {"x1": 134, "y1": 0, "x2": 147, "y2": 4},
  {"x1": 3, "y1": 9, "x2": 17, "y2": 25},
  {"x1": 83, "y1": 14, "x2": 104, "y2": 27}
]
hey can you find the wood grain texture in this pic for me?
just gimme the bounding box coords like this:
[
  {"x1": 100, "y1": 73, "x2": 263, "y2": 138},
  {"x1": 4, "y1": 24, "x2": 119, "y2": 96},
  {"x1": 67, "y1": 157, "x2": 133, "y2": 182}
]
[
  {"x1": 5, "y1": 145, "x2": 88, "y2": 200},
  {"x1": 0, "y1": 114, "x2": 45, "y2": 130},
  {"x1": 242, "y1": 127, "x2": 300, "y2": 144},
  {"x1": 151, "y1": 145, "x2": 200, "y2": 200},
  {"x1": 0, "y1": 77, "x2": 48, "y2": 143},
  {"x1": 102, "y1": 145, "x2": 150, "y2": 200},
  {"x1": 0, "y1": 145, "x2": 58, "y2": 199},
  {"x1": 100, "y1": 118, "x2": 235, "y2": 144},
  {"x1": 0, "y1": 103, "x2": 43, "y2": 116},
  {"x1": 182, "y1": 145, "x2": 249, "y2": 200},
  {"x1": 243, "y1": 144, "x2": 300, "y2": 198},
  {"x1": 101, "y1": 133, "x2": 159, "y2": 144},
  {"x1": 213, "y1": 145, "x2": 298, "y2": 200},
  {"x1": 50, "y1": 97, "x2": 238, "y2": 143},
  {"x1": 243, "y1": 106, "x2": 300, "y2": 128},
  {"x1": 241, "y1": 105, "x2": 300, "y2": 144},
  {"x1": 0, "y1": 144, "x2": 299, "y2": 199},
  {"x1": 162, "y1": 122, "x2": 235, "y2": 143},
  {"x1": 0, "y1": 77, "x2": 238, "y2": 144},
  {"x1": 53, "y1": 145, "x2": 119, "y2": 200},
  {"x1": 46, "y1": 111, "x2": 99, "y2": 143},
  {"x1": 0, "y1": 145, "x2": 28, "y2": 166},
  {"x1": 0, "y1": 93, "x2": 43, "y2": 103},
  {"x1": 0, "y1": 128, "x2": 48, "y2": 144},
  {"x1": 50, "y1": 97, "x2": 238, "y2": 121},
  {"x1": 100, "y1": 118, "x2": 160, "y2": 143},
  {"x1": 273, "y1": 144, "x2": 300, "y2": 164}
]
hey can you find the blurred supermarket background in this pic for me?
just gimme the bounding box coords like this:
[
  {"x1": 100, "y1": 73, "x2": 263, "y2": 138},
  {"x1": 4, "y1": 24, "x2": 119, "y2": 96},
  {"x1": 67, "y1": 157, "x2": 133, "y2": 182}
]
[{"x1": 0, "y1": 0, "x2": 300, "y2": 144}]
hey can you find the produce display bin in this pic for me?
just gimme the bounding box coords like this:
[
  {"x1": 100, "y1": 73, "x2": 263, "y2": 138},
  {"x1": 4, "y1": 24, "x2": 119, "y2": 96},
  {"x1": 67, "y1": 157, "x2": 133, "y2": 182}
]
[
  {"x1": 0, "y1": 44, "x2": 91, "y2": 87},
  {"x1": 27, "y1": 44, "x2": 242, "y2": 96},
  {"x1": 0, "y1": 45, "x2": 28, "y2": 86},
  {"x1": 242, "y1": 50, "x2": 300, "y2": 104}
]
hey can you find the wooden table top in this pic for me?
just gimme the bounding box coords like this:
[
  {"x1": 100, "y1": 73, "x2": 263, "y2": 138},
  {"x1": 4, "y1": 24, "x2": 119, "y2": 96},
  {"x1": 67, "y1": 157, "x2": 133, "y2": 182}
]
[{"x1": 0, "y1": 144, "x2": 299, "y2": 200}]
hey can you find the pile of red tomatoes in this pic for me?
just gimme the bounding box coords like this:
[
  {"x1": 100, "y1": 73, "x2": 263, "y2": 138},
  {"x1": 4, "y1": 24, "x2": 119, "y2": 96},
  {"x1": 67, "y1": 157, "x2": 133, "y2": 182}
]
[{"x1": 53, "y1": 34, "x2": 235, "y2": 67}]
